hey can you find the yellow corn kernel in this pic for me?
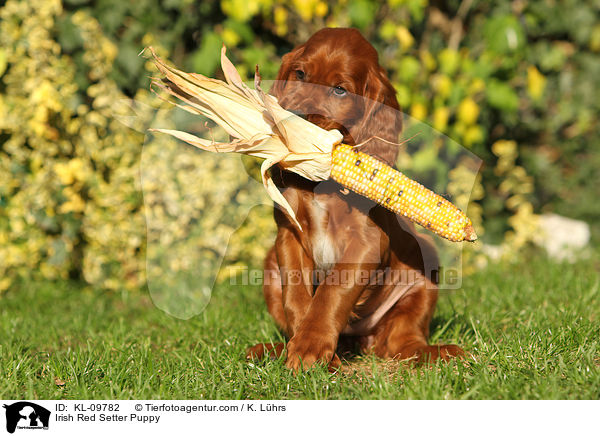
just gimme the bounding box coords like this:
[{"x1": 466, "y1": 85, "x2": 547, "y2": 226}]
[{"x1": 330, "y1": 143, "x2": 477, "y2": 242}]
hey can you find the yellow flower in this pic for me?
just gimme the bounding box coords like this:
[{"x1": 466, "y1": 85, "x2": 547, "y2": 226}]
[
  {"x1": 54, "y1": 158, "x2": 86, "y2": 185},
  {"x1": 221, "y1": 28, "x2": 240, "y2": 47},
  {"x1": 315, "y1": 1, "x2": 328, "y2": 17},
  {"x1": 54, "y1": 162, "x2": 74, "y2": 185},
  {"x1": 492, "y1": 139, "x2": 517, "y2": 158},
  {"x1": 100, "y1": 39, "x2": 117, "y2": 63},
  {"x1": 433, "y1": 74, "x2": 452, "y2": 99},
  {"x1": 410, "y1": 102, "x2": 427, "y2": 121},
  {"x1": 432, "y1": 107, "x2": 449, "y2": 132},
  {"x1": 221, "y1": 0, "x2": 260, "y2": 22},
  {"x1": 492, "y1": 140, "x2": 519, "y2": 176},
  {"x1": 395, "y1": 26, "x2": 414, "y2": 51},
  {"x1": 69, "y1": 158, "x2": 86, "y2": 181},
  {"x1": 59, "y1": 188, "x2": 85, "y2": 213},
  {"x1": 274, "y1": 6, "x2": 288, "y2": 35},
  {"x1": 527, "y1": 65, "x2": 546, "y2": 100},
  {"x1": 293, "y1": 0, "x2": 317, "y2": 21},
  {"x1": 463, "y1": 125, "x2": 483, "y2": 147},
  {"x1": 40, "y1": 263, "x2": 59, "y2": 279},
  {"x1": 457, "y1": 97, "x2": 479, "y2": 125},
  {"x1": 469, "y1": 78, "x2": 485, "y2": 94},
  {"x1": 0, "y1": 277, "x2": 11, "y2": 292}
]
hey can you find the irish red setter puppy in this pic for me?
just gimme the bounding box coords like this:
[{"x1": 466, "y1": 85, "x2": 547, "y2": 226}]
[{"x1": 247, "y1": 28, "x2": 464, "y2": 371}]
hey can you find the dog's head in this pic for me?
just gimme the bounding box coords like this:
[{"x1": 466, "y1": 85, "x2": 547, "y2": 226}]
[{"x1": 271, "y1": 28, "x2": 402, "y2": 166}]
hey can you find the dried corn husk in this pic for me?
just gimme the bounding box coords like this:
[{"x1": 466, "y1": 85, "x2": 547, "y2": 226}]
[{"x1": 146, "y1": 46, "x2": 343, "y2": 229}]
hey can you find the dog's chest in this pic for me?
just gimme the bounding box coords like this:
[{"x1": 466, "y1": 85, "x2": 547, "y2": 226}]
[{"x1": 308, "y1": 197, "x2": 341, "y2": 271}]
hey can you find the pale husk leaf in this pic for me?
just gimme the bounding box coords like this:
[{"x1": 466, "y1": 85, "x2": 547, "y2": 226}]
[{"x1": 146, "y1": 46, "x2": 343, "y2": 229}]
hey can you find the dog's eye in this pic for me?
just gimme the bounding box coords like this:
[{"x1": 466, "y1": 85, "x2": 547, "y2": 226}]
[
  {"x1": 333, "y1": 86, "x2": 347, "y2": 97},
  {"x1": 295, "y1": 70, "x2": 305, "y2": 80}
]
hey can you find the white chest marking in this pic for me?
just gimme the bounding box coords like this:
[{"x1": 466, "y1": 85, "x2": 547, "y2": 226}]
[{"x1": 311, "y1": 199, "x2": 338, "y2": 271}]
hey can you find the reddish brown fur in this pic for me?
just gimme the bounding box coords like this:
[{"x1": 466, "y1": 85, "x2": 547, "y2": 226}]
[{"x1": 247, "y1": 28, "x2": 464, "y2": 371}]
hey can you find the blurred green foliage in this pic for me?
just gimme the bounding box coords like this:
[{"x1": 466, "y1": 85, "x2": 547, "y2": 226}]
[
  {"x1": 0, "y1": 0, "x2": 274, "y2": 293},
  {"x1": 1, "y1": 0, "x2": 599, "y2": 292}
]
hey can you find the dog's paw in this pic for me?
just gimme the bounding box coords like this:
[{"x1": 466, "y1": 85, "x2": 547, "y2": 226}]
[
  {"x1": 415, "y1": 344, "x2": 467, "y2": 363},
  {"x1": 245, "y1": 342, "x2": 285, "y2": 360},
  {"x1": 285, "y1": 332, "x2": 338, "y2": 372}
]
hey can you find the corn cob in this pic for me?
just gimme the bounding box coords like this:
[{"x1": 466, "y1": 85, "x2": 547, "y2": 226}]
[{"x1": 331, "y1": 143, "x2": 477, "y2": 242}]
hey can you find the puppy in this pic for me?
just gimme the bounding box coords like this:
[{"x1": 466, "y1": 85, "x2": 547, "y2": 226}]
[{"x1": 247, "y1": 28, "x2": 464, "y2": 370}]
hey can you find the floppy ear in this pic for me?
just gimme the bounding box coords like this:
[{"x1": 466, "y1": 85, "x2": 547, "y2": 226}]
[
  {"x1": 352, "y1": 66, "x2": 403, "y2": 166},
  {"x1": 270, "y1": 45, "x2": 305, "y2": 99}
]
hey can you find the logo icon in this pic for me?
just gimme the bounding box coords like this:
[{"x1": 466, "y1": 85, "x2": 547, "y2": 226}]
[{"x1": 3, "y1": 402, "x2": 50, "y2": 433}]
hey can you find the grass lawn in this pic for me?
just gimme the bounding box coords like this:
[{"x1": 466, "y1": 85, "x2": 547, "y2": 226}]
[{"x1": 1, "y1": 251, "x2": 598, "y2": 400}]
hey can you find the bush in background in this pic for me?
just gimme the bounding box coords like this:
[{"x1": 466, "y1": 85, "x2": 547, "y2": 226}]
[{"x1": 0, "y1": 0, "x2": 274, "y2": 292}]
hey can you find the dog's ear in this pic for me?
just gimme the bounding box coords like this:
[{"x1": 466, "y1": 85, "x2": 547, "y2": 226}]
[
  {"x1": 352, "y1": 65, "x2": 403, "y2": 166},
  {"x1": 270, "y1": 44, "x2": 306, "y2": 99}
]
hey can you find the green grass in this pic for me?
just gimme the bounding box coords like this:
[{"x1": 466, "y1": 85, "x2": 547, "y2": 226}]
[{"x1": 1, "y1": 252, "x2": 599, "y2": 399}]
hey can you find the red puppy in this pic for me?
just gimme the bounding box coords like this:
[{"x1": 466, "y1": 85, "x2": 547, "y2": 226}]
[{"x1": 247, "y1": 28, "x2": 464, "y2": 371}]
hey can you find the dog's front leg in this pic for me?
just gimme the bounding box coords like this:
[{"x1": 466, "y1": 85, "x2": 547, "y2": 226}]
[
  {"x1": 276, "y1": 227, "x2": 315, "y2": 338},
  {"x1": 285, "y1": 240, "x2": 381, "y2": 371}
]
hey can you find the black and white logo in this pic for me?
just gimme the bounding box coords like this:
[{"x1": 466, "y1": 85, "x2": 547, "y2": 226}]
[{"x1": 3, "y1": 402, "x2": 50, "y2": 433}]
